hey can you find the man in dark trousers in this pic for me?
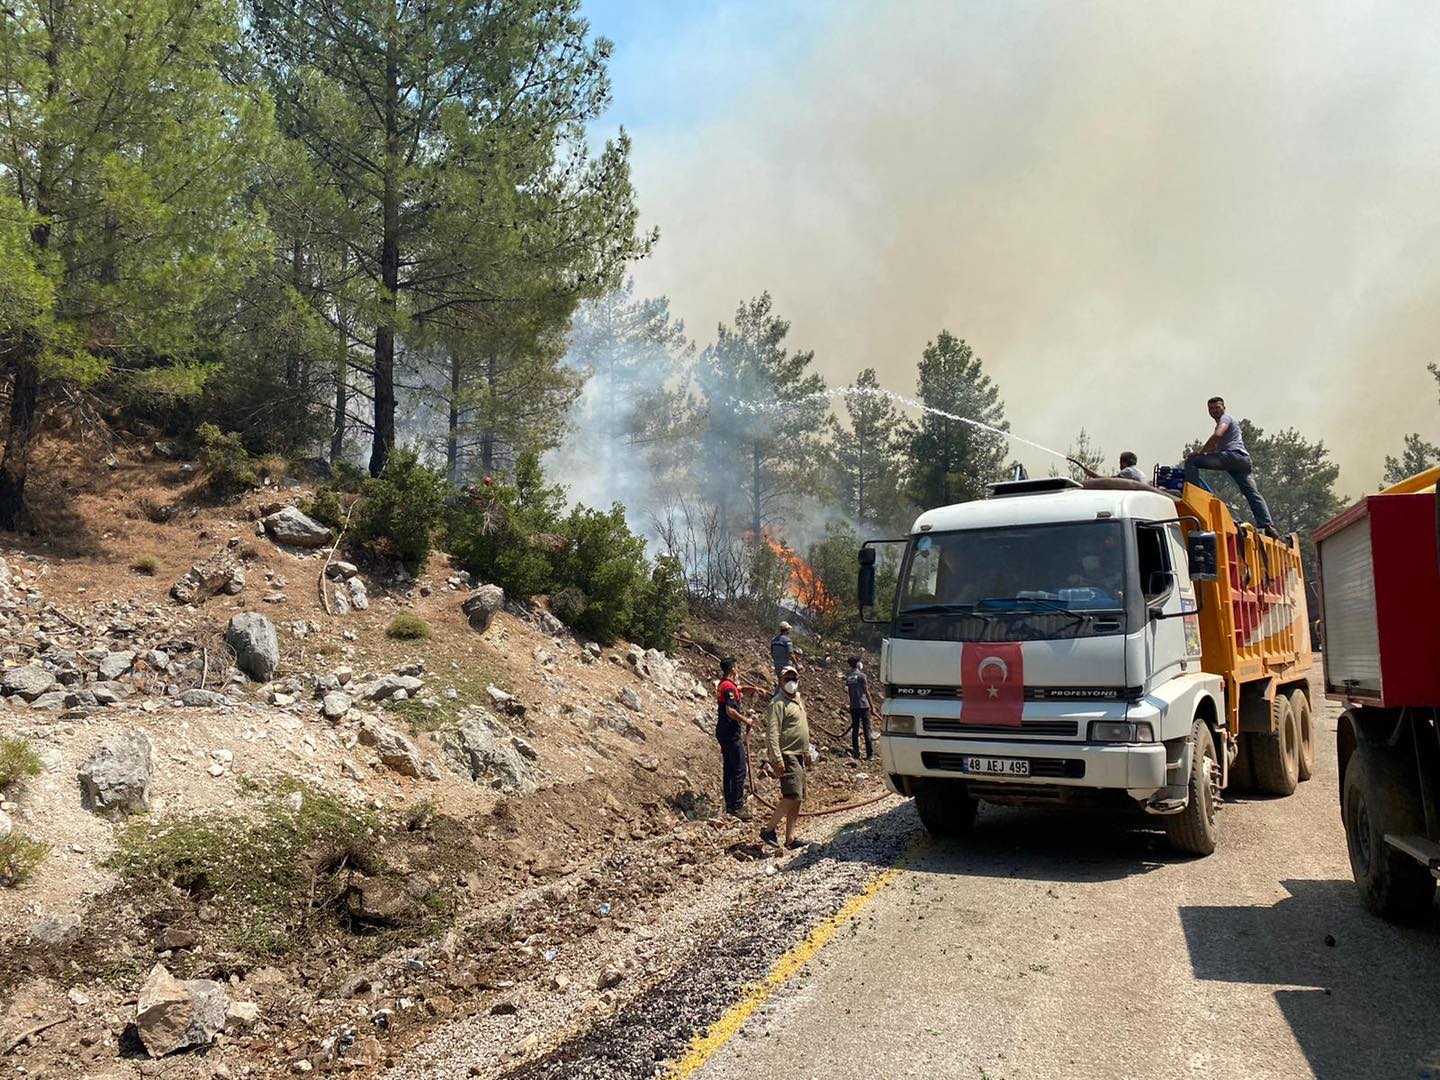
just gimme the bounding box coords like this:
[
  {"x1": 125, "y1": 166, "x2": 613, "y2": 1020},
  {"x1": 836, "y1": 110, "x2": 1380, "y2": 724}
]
[
  {"x1": 846, "y1": 656, "x2": 876, "y2": 760},
  {"x1": 770, "y1": 621, "x2": 794, "y2": 681},
  {"x1": 715, "y1": 657, "x2": 751, "y2": 819},
  {"x1": 1184, "y1": 396, "x2": 1279, "y2": 538}
]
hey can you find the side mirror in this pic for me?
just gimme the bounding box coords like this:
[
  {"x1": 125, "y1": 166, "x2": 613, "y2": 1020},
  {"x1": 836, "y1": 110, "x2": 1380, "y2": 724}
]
[
  {"x1": 1186, "y1": 531, "x2": 1218, "y2": 582},
  {"x1": 858, "y1": 547, "x2": 876, "y2": 611},
  {"x1": 1146, "y1": 569, "x2": 1177, "y2": 602}
]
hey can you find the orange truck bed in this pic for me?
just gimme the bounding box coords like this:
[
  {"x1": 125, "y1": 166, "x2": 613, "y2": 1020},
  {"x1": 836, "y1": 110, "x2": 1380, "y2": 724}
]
[{"x1": 1177, "y1": 485, "x2": 1313, "y2": 733}]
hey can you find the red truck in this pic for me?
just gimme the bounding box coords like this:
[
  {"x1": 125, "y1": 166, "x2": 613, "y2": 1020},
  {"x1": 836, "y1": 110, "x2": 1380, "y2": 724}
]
[{"x1": 1316, "y1": 467, "x2": 1440, "y2": 920}]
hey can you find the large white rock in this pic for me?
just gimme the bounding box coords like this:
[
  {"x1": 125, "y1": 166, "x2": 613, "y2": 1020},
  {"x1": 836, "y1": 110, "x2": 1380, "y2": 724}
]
[
  {"x1": 78, "y1": 729, "x2": 154, "y2": 818},
  {"x1": 135, "y1": 964, "x2": 228, "y2": 1058},
  {"x1": 263, "y1": 507, "x2": 333, "y2": 548},
  {"x1": 225, "y1": 612, "x2": 280, "y2": 682}
]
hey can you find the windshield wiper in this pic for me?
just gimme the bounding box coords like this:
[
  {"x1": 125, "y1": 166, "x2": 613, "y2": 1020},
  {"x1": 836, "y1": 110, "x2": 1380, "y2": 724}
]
[
  {"x1": 977, "y1": 596, "x2": 1091, "y2": 626},
  {"x1": 900, "y1": 602, "x2": 995, "y2": 624}
]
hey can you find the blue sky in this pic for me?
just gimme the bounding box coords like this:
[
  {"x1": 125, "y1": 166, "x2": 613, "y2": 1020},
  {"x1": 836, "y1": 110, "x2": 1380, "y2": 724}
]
[{"x1": 581, "y1": 1, "x2": 847, "y2": 137}]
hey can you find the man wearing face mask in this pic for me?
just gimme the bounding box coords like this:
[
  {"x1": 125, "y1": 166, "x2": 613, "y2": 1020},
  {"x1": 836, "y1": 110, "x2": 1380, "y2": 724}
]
[
  {"x1": 846, "y1": 656, "x2": 876, "y2": 760},
  {"x1": 760, "y1": 665, "x2": 812, "y2": 850}
]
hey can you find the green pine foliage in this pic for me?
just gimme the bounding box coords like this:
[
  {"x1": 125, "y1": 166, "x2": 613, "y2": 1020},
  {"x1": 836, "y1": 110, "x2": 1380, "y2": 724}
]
[{"x1": 352, "y1": 450, "x2": 453, "y2": 572}]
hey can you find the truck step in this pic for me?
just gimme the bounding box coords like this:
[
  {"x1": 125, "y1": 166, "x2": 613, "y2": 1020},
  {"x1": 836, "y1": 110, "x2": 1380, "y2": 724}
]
[{"x1": 1383, "y1": 833, "x2": 1440, "y2": 869}]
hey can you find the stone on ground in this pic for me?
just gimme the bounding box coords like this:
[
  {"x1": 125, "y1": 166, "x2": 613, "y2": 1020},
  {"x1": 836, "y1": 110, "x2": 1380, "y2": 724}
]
[
  {"x1": 225, "y1": 611, "x2": 280, "y2": 682},
  {"x1": 78, "y1": 729, "x2": 154, "y2": 817},
  {"x1": 135, "y1": 964, "x2": 229, "y2": 1057},
  {"x1": 461, "y1": 584, "x2": 505, "y2": 633},
  {"x1": 263, "y1": 506, "x2": 333, "y2": 548}
]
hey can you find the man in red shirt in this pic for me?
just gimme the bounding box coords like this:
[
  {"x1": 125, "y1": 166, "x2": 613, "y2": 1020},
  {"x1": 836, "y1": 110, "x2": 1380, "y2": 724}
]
[{"x1": 716, "y1": 657, "x2": 751, "y2": 819}]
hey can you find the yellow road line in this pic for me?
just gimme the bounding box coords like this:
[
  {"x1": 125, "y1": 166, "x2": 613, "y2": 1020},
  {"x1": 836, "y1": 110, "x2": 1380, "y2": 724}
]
[{"x1": 665, "y1": 839, "x2": 924, "y2": 1079}]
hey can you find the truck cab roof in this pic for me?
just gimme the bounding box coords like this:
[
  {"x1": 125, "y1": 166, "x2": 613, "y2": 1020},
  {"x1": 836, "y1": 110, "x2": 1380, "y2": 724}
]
[{"x1": 909, "y1": 487, "x2": 1179, "y2": 534}]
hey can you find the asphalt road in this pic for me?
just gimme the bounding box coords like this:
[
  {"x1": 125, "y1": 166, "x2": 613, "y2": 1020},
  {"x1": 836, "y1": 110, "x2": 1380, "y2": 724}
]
[{"x1": 692, "y1": 689, "x2": 1440, "y2": 1080}]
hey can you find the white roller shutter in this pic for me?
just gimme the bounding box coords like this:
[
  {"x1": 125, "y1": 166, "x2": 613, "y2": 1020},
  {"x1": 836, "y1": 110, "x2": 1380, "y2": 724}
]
[{"x1": 1319, "y1": 517, "x2": 1382, "y2": 695}]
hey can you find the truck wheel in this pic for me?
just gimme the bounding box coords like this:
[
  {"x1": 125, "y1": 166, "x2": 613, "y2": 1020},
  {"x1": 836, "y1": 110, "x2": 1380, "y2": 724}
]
[
  {"x1": 1290, "y1": 689, "x2": 1315, "y2": 782},
  {"x1": 1250, "y1": 695, "x2": 1299, "y2": 796},
  {"x1": 915, "y1": 780, "x2": 978, "y2": 838},
  {"x1": 1166, "y1": 721, "x2": 1220, "y2": 856},
  {"x1": 1342, "y1": 740, "x2": 1436, "y2": 921}
]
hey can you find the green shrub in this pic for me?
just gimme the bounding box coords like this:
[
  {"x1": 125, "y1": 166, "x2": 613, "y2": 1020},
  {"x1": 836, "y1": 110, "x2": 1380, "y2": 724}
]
[
  {"x1": 109, "y1": 782, "x2": 378, "y2": 955},
  {"x1": 330, "y1": 461, "x2": 368, "y2": 493},
  {"x1": 446, "y1": 450, "x2": 566, "y2": 598},
  {"x1": 0, "y1": 736, "x2": 43, "y2": 789},
  {"x1": 385, "y1": 614, "x2": 432, "y2": 640},
  {"x1": 549, "y1": 585, "x2": 587, "y2": 626},
  {"x1": 195, "y1": 422, "x2": 259, "y2": 494},
  {"x1": 353, "y1": 449, "x2": 451, "y2": 571},
  {"x1": 129, "y1": 554, "x2": 161, "y2": 576},
  {"x1": 805, "y1": 521, "x2": 862, "y2": 638},
  {"x1": 551, "y1": 504, "x2": 649, "y2": 645},
  {"x1": 0, "y1": 833, "x2": 49, "y2": 886},
  {"x1": 303, "y1": 487, "x2": 346, "y2": 531},
  {"x1": 631, "y1": 555, "x2": 688, "y2": 652}
]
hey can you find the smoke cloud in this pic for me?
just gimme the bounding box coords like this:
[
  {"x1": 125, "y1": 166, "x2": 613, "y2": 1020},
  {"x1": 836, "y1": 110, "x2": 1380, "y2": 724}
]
[{"x1": 607, "y1": 0, "x2": 1440, "y2": 493}]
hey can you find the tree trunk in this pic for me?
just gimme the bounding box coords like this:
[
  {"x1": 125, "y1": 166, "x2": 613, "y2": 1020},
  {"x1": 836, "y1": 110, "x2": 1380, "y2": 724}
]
[
  {"x1": 286, "y1": 238, "x2": 304, "y2": 389},
  {"x1": 446, "y1": 351, "x2": 460, "y2": 482},
  {"x1": 0, "y1": 354, "x2": 41, "y2": 531},
  {"x1": 750, "y1": 442, "x2": 762, "y2": 537},
  {"x1": 330, "y1": 354, "x2": 348, "y2": 465},
  {"x1": 368, "y1": 49, "x2": 400, "y2": 478}
]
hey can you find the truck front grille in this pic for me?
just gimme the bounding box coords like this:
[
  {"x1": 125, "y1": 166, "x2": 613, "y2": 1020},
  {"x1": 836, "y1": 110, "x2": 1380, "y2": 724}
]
[
  {"x1": 923, "y1": 718, "x2": 1079, "y2": 737},
  {"x1": 921, "y1": 752, "x2": 1086, "y2": 779}
]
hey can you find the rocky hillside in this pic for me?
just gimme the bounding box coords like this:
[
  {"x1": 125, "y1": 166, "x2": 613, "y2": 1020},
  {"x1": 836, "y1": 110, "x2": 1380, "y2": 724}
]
[{"x1": 0, "y1": 444, "x2": 881, "y2": 1079}]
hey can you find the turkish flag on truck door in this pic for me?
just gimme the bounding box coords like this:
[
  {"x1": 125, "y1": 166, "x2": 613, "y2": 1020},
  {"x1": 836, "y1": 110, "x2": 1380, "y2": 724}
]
[{"x1": 960, "y1": 642, "x2": 1025, "y2": 727}]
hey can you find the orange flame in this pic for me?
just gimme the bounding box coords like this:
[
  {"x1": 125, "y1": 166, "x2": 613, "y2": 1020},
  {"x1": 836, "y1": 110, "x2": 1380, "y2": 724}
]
[{"x1": 749, "y1": 529, "x2": 836, "y2": 616}]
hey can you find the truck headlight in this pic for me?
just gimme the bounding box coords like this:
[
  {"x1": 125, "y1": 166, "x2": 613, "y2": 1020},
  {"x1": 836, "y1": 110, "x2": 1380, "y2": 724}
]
[
  {"x1": 885, "y1": 714, "x2": 916, "y2": 734},
  {"x1": 1089, "y1": 721, "x2": 1154, "y2": 743}
]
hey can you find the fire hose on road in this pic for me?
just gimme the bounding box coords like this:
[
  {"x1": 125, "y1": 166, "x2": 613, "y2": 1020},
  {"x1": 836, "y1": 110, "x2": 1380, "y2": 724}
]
[{"x1": 734, "y1": 684, "x2": 896, "y2": 819}]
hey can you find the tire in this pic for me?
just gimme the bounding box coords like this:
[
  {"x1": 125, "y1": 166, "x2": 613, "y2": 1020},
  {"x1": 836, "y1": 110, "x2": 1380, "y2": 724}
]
[
  {"x1": 1250, "y1": 695, "x2": 1299, "y2": 796},
  {"x1": 1342, "y1": 739, "x2": 1436, "y2": 922},
  {"x1": 1290, "y1": 688, "x2": 1315, "y2": 782},
  {"x1": 1166, "y1": 721, "x2": 1220, "y2": 856},
  {"x1": 915, "y1": 779, "x2": 978, "y2": 837}
]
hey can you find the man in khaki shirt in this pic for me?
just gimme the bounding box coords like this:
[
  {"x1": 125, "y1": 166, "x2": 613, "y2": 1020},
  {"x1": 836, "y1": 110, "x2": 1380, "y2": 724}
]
[{"x1": 760, "y1": 664, "x2": 813, "y2": 850}]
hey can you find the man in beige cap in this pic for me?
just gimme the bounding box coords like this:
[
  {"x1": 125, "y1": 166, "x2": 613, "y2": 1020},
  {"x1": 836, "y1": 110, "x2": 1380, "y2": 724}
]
[{"x1": 760, "y1": 664, "x2": 813, "y2": 850}]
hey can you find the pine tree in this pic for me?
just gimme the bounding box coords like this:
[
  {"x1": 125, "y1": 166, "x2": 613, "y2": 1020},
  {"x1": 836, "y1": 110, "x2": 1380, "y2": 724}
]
[
  {"x1": 832, "y1": 369, "x2": 909, "y2": 529},
  {"x1": 0, "y1": 0, "x2": 275, "y2": 527},
  {"x1": 1382, "y1": 433, "x2": 1440, "y2": 486},
  {"x1": 905, "y1": 331, "x2": 1009, "y2": 508},
  {"x1": 1058, "y1": 428, "x2": 1105, "y2": 482},
  {"x1": 695, "y1": 293, "x2": 827, "y2": 536},
  {"x1": 248, "y1": 0, "x2": 651, "y2": 477}
]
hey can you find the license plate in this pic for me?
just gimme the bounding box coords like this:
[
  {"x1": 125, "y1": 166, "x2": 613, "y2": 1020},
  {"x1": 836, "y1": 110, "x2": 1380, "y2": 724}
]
[{"x1": 962, "y1": 756, "x2": 1030, "y2": 777}]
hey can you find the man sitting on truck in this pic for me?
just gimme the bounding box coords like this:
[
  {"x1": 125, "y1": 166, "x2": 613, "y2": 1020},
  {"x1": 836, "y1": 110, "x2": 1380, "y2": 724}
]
[
  {"x1": 1072, "y1": 451, "x2": 1145, "y2": 483},
  {"x1": 1184, "y1": 396, "x2": 1279, "y2": 538}
]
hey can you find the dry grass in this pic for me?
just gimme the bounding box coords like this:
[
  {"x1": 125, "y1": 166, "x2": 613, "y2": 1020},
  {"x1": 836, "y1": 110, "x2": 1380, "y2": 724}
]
[{"x1": 128, "y1": 554, "x2": 161, "y2": 576}]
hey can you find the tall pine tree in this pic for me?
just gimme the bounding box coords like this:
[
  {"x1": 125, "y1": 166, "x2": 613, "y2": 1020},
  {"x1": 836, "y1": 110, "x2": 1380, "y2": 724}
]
[
  {"x1": 696, "y1": 293, "x2": 826, "y2": 536},
  {"x1": 831, "y1": 368, "x2": 909, "y2": 530},
  {"x1": 905, "y1": 331, "x2": 1009, "y2": 508},
  {"x1": 248, "y1": 0, "x2": 650, "y2": 476},
  {"x1": 0, "y1": 0, "x2": 275, "y2": 526}
]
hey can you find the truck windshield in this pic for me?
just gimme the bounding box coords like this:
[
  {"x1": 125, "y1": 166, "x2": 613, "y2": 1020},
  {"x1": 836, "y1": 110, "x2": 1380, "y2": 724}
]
[{"x1": 898, "y1": 521, "x2": 1127, "y2": 615}]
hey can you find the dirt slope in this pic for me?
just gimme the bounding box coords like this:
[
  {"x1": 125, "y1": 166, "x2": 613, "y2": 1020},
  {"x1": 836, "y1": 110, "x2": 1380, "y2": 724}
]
[{"x1": 0, "y1": 438, "x2": 882, "y2": 1079}]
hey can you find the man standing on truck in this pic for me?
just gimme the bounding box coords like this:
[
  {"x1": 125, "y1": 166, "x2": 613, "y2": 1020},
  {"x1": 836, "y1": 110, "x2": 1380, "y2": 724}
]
[
  {"x1": 715, "y1": 657, "x2": 751, "y2": 820},
  {"x1": 760, "y1": 664, "x2": 812, "y2": 850},
  {"x1": 1184, "y1": 396, "x2": 1279, "y2": 538},
  {"x1": 846, "y1": 656, "x2": 876, "y2": 760}
]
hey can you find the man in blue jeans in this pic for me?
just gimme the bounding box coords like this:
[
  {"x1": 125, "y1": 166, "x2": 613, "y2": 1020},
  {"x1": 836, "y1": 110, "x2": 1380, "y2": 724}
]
[{"x1": 1184, "y1": 396, "x2": 1279, "y2": 539}]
